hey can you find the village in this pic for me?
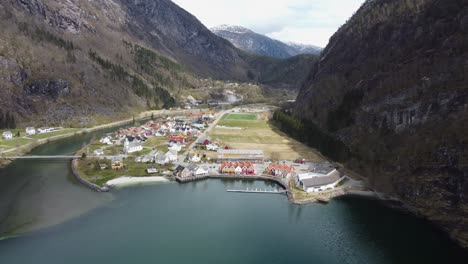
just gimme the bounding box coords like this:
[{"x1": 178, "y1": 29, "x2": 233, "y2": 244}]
[
  {"x1": 74, "y1": 106, "x2": 363, "y2": 200},
  {"x1": 0, "y1": 126, "x2": 82, "y2": 155},
  {"x1": 2, "y1": 127, "x2": 63, "y2": 140}
]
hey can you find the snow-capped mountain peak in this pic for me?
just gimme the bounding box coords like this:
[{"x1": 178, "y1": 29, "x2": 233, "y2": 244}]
[
  {"x1": 211, "y1": 25, "x2": 252, "y2": 34},
  {"x1": 211, "y1": 25, "x2": 322, "y2": 58}
]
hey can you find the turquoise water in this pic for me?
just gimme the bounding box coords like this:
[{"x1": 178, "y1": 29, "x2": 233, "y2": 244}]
[{"x1": 0, "y1": 129, "x2": 467, "y2": 263}]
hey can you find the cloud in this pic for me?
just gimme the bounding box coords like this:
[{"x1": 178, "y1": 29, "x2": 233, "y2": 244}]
[{"x1": 172, "y1": 0, "x2": 365, "y2": 47}]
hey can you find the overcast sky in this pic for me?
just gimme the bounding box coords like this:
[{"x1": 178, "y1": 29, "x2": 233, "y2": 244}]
[{"x1": 172, "y1": 0, "x2": 365, "y2": 47}]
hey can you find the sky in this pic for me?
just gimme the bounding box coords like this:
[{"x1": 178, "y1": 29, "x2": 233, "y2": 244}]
[{"x1": 172, "y1": 0, "x2": 365, "y2": 47}]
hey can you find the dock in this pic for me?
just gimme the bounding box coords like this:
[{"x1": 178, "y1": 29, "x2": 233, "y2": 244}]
[{"x1": 227, "y1": 188, "x2": 287, "y2": 194}]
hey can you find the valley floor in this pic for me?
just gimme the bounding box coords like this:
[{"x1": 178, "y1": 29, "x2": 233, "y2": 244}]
[
  {"x1": 0, "y1": 109, "x2": 192, "y2": 168},
  {"x1": 72, "y1": 104, "x2": 367, "y2": 205}
]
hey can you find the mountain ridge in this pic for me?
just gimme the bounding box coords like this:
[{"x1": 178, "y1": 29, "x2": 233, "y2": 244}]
[
  {"x1": 0, "y1": 0, "x2": 316, "y2": 126},
  {"x1": 211, "y1": 24, "x2": 322, "y2": 58}
]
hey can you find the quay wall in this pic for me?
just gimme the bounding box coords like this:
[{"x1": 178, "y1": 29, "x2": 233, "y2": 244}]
[
  {"x1": 71, "y1": 159, "x2": 109, "y2": 192},
  {"x1": 175, "y1": 174, "x2": 288, "y2": 190}
]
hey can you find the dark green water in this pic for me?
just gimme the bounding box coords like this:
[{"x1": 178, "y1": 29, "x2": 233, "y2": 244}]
[{"x1": 0, "y1": 131, "x2": 467, "y2": 263}]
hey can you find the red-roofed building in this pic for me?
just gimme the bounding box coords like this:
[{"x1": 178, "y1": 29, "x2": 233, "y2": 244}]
[
  {"x1": 169, "y1": 135, "x2": 186, "y2": 143},
  {"x1": 220, "y1": 161, "x2": 255, "y2": 175},
  {"x1": 264, "y1": 163, "x2": 296, "y2": 178}
]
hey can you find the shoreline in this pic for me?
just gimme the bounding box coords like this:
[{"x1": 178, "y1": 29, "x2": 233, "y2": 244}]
[
  {"x1": 71, "y1": 159, "x2": 110, "y2": 192},
  {"x1": 72, "y1": 156, "x2": 376, "y2": 206},
  {"x1": 71, "y1": 157, "x2": 468, "y2": 250},
  {"x1": 174, "y1": 174, "x2": 381, "y2": 205},
  {"x1": 0, "y1": 109, "x2": 193, "y2": 168},
  {"x1": 105, "y1": 176, "x2": 171, "y2": 188}
]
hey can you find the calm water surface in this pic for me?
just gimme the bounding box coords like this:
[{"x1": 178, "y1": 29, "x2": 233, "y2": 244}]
[{"x1": 0, "y1": 132, "x2": 467, "y2": 263}]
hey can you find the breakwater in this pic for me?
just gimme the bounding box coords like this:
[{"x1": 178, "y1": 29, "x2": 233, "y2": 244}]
[{"x1": 71, "y1": 159, "x2": 109, "y2": 192}]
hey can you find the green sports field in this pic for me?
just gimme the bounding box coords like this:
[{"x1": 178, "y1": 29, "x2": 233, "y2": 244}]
[{"x1": 223, "y1": 113, "x2": 257, "y2": 120}]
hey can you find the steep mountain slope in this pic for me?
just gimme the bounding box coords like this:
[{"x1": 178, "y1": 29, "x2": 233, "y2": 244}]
[
  {"x1": 212, "y1": 25, "x2": 321, "y2": 58},
  {"x1": 294, "y1": 0, "x2": 468, "y2": 247},
  {"x1": 0, "y1": 0, "x2": 186, "y2": 126},
  {"x1": 0, "y1": 0, "x2": 315, "y2": 126},
  {"x1": 246, "y1": 54, "x2": 318, "y2": 89},
  {"x1": 120, "y1": 0, "x2": 248, "y2": 79}
]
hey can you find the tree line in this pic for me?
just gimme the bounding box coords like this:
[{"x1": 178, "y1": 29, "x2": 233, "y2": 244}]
[
  {"x1": 0, "y1": 111, "x2": 17, "y2": 130},
  {"x1": 18, "y1": 22, "x2": 75, "y2": 51},
  {"x1": 88, "y1": 49, "x2": 176, "y2": 109},
  {"x1": 272, "y1": 110, "x2": 350, "y2": 162}
]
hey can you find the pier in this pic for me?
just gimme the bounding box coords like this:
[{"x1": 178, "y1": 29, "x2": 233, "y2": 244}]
[
  {"x1": 175, "y1": 174, "x2": 289, "y2": 190},
  {"x1": 227, "y1": 188, "x2": 287, "y2": 194}
]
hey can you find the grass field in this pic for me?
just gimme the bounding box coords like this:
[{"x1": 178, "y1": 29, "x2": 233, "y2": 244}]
[
  {"x1": 0, "y1": 138, "x2": 35, "y2": 150},
  {"x1": 29, "y1": 129, "x2": 81, "y2": 139},
  {"x1": 210, "y1": 112, "x2": 326, "y2": 162},
  {"x1": 0, "y1": 128, "x2": 81, "y2": 151},
  {"x1": 223, "y1": 113, "x2": 257, "y2": 120},
  {"x1": 76, "y1": 158, "x2": 173, "y2": 187}
]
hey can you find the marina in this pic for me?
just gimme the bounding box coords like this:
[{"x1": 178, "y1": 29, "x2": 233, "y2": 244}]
[{"x1": 226, "y1": 187, "x2": 287, "y2": 194}]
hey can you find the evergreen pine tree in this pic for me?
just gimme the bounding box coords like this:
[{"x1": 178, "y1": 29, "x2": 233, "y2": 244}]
[
  {"x1": 5, "y1": 112, "x2": 11, "y2": 129},
  {"x1": 11, "y1": 114, "x2": 16, "y2": 129},
  {"x1": 0, "y1": 110, "x2": 4, "y2": 129}
]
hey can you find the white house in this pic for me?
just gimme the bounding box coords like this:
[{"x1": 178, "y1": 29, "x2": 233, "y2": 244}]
[
  {"x1": 188, "y1": 154, "x2": 201, "y2": 163},
  {"x1": 25, "y1": 127, "x2": 36, "y2": 136},
  {"x1": 165, "y1": 150, "x2": 178, "y2": 163},
  {"x1": 202, "y1": 113, "x2": 215, "y2": 120},
  {"x1": 193, "y1": 166, "x2": 208, "y2": 176},
  {"x1": 206, "y1": 143, "x2": 219, "y2": 151},
  {"x1": 168, "y1": 143, "x2": 182, "y2": 152},
  {"x1": 192, "y1": 123, "x2": 205, "y2": 129},
  {"x1": 234, "y1": 166, "x2": 243, "y2": 175},
  {"x1": 154, "y1": 151, "x2": 169, "y2": 165},
  {"x1": 93, "y1": 148, "x2": 105, "y2": 156},
  {"x1": 99, "y1": 136, "x2": 113, "y2": 145},
  {"x1": 123, "y1": 139, "x2": 143, "y2": 154},
  {"x1": 38, "y1": 127, "x2": 55, "y2": 134},
  {"x1": 299, "y1": 175, "x2": 344, "y2": 193},
  {"x1": 2, "y1": 131, "x2": 13, "y2": 140},
  {"x1": 295, "y1": 164, "x2": 340, "y2": 186},
  {"x1": 147, "y1": 166, "x2": 158, "y2": 174},
  {"x1": 136, "y1": 153, "x2": 155, "y2": 163},
  {"x1": 295, "y1": 163, "x2": 343, "y2": 193},
  {"x1": 186, "y1": 165, "x2": 208, "y2": 176},
  {"x1": 154, "y1": 130, "x2": 165, "y2": 137}
]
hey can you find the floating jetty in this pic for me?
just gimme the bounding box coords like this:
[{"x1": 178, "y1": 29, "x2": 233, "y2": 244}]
[{"x1": 227, "y1": 188, "x2": 287, "y2": 194}]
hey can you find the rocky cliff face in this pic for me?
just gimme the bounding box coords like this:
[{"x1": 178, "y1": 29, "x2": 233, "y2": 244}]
[
  {"x1": 0, "y1": 0, "x2": 313, "y2": 126},
  {"x1": 120, "y1": 0, "x2": 247, "y2": 79},
  {"x1": 295, "y1": 0, "x2": 468, "y2": 247},
  {"x1": 212, "y1": 25, "x2": 321, "y2": 58}
]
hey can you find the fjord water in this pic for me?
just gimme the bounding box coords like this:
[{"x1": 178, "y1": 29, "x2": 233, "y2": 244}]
[
  {"x1": 0, "y1": 136, "x2": 467, "y2": 263},
  {"x1": 0, "y1": 128, "x2": 120, "y2": 235}
]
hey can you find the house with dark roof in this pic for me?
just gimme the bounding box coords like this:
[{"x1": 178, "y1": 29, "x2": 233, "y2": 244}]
[
  {"x1": 294, "y1": 163, "x2": 343, "y2": 193},
  {"x1": 295, "y1": 163, "x2": 340, "y2": 186},
  {"x1": 174, "y1": 165, "x2": 186, "y2": 177},
  {"x1": 179, "y1": 164, "x2": 207, "y2": 178}
]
